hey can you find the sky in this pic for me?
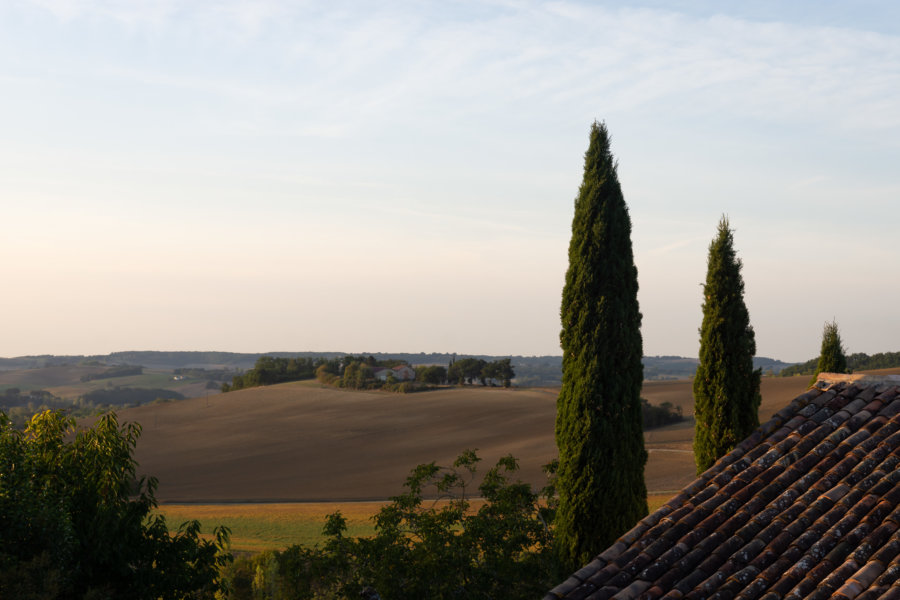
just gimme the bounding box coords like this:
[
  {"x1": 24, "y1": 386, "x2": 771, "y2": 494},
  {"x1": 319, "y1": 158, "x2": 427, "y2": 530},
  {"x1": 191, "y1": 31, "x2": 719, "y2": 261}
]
[{"x1": 1, "y1": 0, "x2": 899, "y2": 362}]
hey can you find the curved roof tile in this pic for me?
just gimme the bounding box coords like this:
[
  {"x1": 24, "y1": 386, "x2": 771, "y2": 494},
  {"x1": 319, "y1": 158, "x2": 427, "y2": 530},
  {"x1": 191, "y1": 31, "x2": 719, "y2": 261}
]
[{"x1": 547, "y1": 376, "x2": 900, "y2": 600}]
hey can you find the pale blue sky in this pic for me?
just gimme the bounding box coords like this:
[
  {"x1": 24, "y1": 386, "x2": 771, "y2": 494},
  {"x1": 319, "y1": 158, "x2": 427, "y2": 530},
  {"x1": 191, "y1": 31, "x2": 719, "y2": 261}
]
[{"x1": 2, "y1": 0, "x2": 898, "y2": 362}]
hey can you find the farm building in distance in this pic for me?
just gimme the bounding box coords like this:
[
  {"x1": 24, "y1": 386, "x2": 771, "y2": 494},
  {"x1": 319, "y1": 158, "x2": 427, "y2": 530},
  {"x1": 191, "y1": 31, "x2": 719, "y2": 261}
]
[
  {"x1": 546, "y1": 374, "x2": 900, "y2": 600},
  {"x1": 374, "y1": 365, "x2": 416, "y2": 382}
]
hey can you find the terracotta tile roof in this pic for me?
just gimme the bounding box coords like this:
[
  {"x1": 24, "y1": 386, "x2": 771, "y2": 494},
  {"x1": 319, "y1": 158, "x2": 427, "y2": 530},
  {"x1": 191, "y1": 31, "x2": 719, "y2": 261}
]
[{"x1": 546, "y1": 374, "x2": 900, "y2": 600}]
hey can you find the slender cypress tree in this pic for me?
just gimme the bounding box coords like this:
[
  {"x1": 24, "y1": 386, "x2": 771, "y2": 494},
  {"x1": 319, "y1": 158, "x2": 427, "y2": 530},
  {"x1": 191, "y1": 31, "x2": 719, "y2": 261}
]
[
  {"x1": 693, "y1": 216, "x2": 761, "y2": 474},
  {"x1": 811, "y1": 320, "x2": 847, "y2": 385},
  {"x1": 556, "y1": 121, "x2": 647, "y2": 572}
]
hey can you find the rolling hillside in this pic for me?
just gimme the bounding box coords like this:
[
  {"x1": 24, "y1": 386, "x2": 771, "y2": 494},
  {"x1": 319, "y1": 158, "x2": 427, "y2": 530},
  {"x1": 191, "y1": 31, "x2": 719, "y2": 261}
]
[
  {"x1": 93, "y1": 373, "x2": 852, "y2": 503},
  {"x1": 0, "y1": 365, "x2": 222, "y2": 401}
]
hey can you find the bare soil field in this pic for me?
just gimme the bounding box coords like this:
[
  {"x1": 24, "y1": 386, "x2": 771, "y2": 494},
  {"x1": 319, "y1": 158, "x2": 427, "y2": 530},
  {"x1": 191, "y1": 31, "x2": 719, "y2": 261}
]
[
  {"x1": 95, "y1": 373, "x2": 860, "y2": 503},
  {"x1": 118, "y1": 382, "x2": 561, "y2": 502},
  {"x1": 0, "y1": 365, "x2": 215, "y2": 400},
  {"x1": 639, "y1": 375, "x2": 836, "y2": 492},
  {"x1": 0, "y1": 365, "x2": 106, "y2": 389}
]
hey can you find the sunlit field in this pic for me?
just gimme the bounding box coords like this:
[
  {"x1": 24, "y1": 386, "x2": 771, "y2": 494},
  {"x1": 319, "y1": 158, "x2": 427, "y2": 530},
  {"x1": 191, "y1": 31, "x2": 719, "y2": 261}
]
[
  {"x1": 158, "y1": 493, "x2": 678, "y2": 553},
  {"x1": 156, "y1": 502, "x2": 383, "y2": 552}
]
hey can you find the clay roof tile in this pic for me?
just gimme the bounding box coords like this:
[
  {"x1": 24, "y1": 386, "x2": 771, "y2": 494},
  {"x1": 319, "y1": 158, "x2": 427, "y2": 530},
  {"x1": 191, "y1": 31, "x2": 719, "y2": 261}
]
[
  {"x1": 878, "y1": 399, "x2": 900, "y2": 419},
  {"x1": 551, "y1": 378, "x2": 900, "y2": 600},
  {"x1": 873, "y1": 557, "x2": 900, "y2": 587},
  {"x1": 870, "y1": 534, "x2": 900, "y2": 567},
  {"x1": 871, "y1": 586, "x2": 900, "y2": 600}
]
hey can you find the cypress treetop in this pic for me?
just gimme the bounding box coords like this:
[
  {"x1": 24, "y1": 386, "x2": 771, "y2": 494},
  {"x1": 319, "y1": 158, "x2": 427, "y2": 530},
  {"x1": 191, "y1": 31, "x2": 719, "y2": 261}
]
[
  {"x1": 811, "y1": 320, "x2": 848, "y2": 385},
  {"x1": 693, "y1": 216, "x2": 761, "y2": 474},
  {"x1": 555, "y1": 121, "x2": 647, "y2": 572}
]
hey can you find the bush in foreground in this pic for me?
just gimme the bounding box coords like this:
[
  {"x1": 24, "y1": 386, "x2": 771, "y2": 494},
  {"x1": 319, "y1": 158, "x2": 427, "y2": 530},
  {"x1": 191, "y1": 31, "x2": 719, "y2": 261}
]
[
  {"x1": 220, "y1": 451, "x2": 557, "y2": 600},
  {"x1": 0, "y1": 410, "x2": 231, "y2": 599}
]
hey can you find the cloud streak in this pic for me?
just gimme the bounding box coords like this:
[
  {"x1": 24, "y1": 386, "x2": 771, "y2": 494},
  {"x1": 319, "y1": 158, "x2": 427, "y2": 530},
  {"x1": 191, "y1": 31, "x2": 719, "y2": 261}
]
[
  {"x1": 2, "y1": 1, "x2": 900, "y2": 358},
  {"x1": 15, "y1": 1, "x2": 900, "y2": 138}
]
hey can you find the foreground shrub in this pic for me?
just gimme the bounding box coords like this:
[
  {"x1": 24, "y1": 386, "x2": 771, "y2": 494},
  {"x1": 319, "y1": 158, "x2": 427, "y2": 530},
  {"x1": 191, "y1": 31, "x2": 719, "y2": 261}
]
[
  {"x1": 0, "y1": 410, "x2": 231, "y2": 599},
  {"x1": 221, "y1": 451, "x2": 557, "y2": 600}
]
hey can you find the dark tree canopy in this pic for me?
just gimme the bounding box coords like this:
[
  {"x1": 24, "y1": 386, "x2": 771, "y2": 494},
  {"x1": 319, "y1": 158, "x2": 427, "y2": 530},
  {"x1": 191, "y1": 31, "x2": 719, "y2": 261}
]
[
  {"x1": 416, "y1": 365, "x2": 448, "y2": 385},
  {"x1": 447, "y1": 358, "x2": 515, "y2": 386},
  {"x1": 555, "y1": 121, "x2": 647, "y2": 571},
  {"x1": 0, "y1": 410, "x2": 230, "y2": 599},
  {"x1": 811, "y1": 320, "x2": 848, "y2": 384},
  {"x1": 693, "y1": 216, "x2": 761, "y2": 474},
  {"x1": 219, "y1": 451, "x2": 556, "y2": 599},
  {"x1": 448, "y1": 358, "x2": 487, "y2": 384}
]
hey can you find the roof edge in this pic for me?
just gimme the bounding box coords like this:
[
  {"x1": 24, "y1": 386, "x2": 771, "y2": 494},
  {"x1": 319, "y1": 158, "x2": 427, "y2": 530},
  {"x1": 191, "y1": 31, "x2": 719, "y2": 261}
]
[{"x1": 814, "y1": 372, "x2": 900, "y2": 387}]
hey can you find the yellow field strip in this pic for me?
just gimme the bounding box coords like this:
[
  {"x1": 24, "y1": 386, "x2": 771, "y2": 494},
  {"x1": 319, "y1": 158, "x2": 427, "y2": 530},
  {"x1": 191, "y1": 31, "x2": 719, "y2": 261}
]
[
  {"x1": 157, "y1": 494, "x2": 675, "y2": 554},
  {"x1": 156, "y1": 501, "x2": 387, "y2": 553}
]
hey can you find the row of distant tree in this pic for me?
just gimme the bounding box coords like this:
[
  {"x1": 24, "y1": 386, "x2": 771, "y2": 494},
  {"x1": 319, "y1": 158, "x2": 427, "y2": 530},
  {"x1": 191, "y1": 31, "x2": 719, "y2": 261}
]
[
  {"x1": 223, "y1": 355, "x2": 412, "y2": 392},
  {"x1": 447, "y1": 357, "x2": 515, "y2": 387},
  {"x1": 79, "y1": 364, "x2": 143, "y2": 382},
  {"x1": 324, "y1": 356, "x2": 411, "y2": 391},
  {"x1": 779, "y1": 349, "x2": 900, "y2": 377},
  {"x1": 221, "y1": 355, "x2": 519, "y2": 392},
  {"x1": 223, "y1": 356, "x2": 326, "y2": 391}
]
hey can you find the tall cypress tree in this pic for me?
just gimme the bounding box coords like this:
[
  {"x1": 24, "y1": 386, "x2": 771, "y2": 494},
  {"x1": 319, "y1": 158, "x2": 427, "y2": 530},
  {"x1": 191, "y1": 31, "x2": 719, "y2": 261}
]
[
  {"x1": 556, "y1": 121, "x2": 647, "y2": 572},
  {"x1": 811, "y1": 320, "x2": 847, "y2": 385},
  {"x1": 693, "y1": 216, "x2": 761, "y2": 474}
]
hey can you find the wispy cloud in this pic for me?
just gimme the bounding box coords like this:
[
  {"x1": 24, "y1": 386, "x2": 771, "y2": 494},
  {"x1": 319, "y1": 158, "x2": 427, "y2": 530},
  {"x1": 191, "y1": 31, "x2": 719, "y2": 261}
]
[
  {"x1": 15, "y1": 1, "x2": 900, "y2": 139},
  {"x1": 4, "y1": 0, "x2": 900, "y2": 358}
]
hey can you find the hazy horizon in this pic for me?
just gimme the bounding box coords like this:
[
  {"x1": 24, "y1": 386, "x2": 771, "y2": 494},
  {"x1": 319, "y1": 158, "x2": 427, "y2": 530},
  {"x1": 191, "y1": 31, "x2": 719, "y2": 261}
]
[
  {"x1": 3, "y1": 1, "x2": 899, "y2": 364},
  {"x1": 0, "y1": 348, "x2": 804, "y2": 366}
]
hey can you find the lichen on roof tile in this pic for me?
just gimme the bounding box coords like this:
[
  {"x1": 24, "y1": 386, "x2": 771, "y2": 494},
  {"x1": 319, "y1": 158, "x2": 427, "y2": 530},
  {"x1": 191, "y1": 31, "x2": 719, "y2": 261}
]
[{"x1": 550, "y1": 377, "x2": 900, "y2": 600}]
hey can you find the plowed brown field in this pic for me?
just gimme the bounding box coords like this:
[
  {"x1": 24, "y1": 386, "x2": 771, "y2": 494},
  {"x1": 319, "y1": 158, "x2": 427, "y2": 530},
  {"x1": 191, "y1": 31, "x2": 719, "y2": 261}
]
[{"x1": 98, "y1": 374, "x2": 885, "y2": 503}]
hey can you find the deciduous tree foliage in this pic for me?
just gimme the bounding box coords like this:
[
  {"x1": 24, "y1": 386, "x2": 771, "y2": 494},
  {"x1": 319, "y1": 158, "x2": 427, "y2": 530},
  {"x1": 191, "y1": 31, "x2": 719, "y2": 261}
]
[
  {"x1": 219, "y1": 451, "x2": 557, "y2": 600},
  {"x1": 416, "y1": 365, "x2": 448, "y2": 385},
  {"x1": 447, "y1": 358, "x2": 515, "y2": 386},
  {"x1": 693, "y1": 217, "x2": 761, "y2": 474},
  {"x1": 448, "y1": 357, "x2": 487, "y2": 384},
  {"x1": 225, "y1": 356, "x2": 326, "y2": 391},
  {"x1": 811, "y1": 320, "x2": 848, "y2": 385},
  {"x1": 0, "y1": 410, "x2": 230, "y2": 599},
  {"x1": 556, "y1": 121, "x2": 647, "y2": 571}
]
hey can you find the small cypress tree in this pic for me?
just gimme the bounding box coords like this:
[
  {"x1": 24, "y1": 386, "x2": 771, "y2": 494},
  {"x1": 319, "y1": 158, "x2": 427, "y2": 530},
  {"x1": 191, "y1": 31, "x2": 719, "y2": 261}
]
[
  {"x1": 555, "y1": 121, "x2": 647, "y2": 572},
  {"x1": 693, "y1": 216, "x2": 761, "y2": 474},
  {"x1": 810, "y1": 320, "x2": 847, "y2": 385}
]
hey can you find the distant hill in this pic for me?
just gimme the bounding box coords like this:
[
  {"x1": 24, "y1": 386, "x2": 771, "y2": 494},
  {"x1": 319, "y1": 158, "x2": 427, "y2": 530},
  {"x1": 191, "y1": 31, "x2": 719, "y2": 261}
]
[
  {"x1": 780, "y1": 351, "x2": 900, "y2": 377},
  {"x1": 0, "y1": 360, "x2": 229, "y2": 426},
  {"x1": 643, "y1": 355, "x2": 794, "y2": 381},
  {"x1": 94, "y1": 374, "x2": 821, "y2": 503},
  {"x1": 0, "y1": 351, "x2": 798, "y2": 388}
]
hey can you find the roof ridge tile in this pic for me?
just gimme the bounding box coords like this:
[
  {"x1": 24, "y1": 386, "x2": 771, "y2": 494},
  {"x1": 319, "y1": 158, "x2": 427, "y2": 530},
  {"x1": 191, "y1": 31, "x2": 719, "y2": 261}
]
[{"x1": 552, "y1": 380, "x2": 900, "y2": 600}]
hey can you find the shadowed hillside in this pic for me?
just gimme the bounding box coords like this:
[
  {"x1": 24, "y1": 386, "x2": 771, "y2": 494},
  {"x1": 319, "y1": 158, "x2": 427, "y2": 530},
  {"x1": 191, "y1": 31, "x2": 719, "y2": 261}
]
[
  {"x1": 86, "y1": 372, "x2": 865, "y2": 503},
  {"x1": 118, "y1": 383, "x2": 561, "y2": 502}
]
